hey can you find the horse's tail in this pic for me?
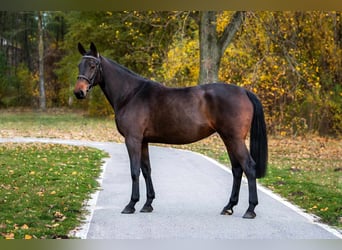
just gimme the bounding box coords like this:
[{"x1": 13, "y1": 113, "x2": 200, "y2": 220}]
[{"x1": 246, "y1": 90, "x2": 268, "y2": 178}]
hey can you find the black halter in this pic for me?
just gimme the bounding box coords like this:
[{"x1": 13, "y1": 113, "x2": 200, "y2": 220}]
[{"x1": 77, "y1": 55, "x2": 102, "y2": 90}]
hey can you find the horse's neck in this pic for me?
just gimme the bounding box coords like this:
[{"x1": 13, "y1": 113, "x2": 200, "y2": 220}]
[{"x1": 100, "y1": 58, "x2": 144, "y2": 113}]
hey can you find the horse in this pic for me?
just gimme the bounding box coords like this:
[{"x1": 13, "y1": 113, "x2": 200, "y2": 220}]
[{"x1": 74, "y1": 42, "x2": 268, "y2": 219}]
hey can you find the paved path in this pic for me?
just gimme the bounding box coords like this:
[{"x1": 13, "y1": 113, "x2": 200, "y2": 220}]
[{"x1": 0, "y1": 137, "x2": 341, "y2": 239}]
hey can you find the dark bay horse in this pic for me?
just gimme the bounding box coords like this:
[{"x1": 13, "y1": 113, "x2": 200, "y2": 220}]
[{"x1": 74, "y1": 42, "x2": 268, "y2": 219}]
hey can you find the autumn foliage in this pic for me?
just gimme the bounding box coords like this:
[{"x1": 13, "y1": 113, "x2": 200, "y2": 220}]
[{"x1": 163, "y1": 11, "x2": 342, "y2": 136}]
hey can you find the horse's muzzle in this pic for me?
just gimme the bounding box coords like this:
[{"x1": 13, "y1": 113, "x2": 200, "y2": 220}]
[
  {"x1": 74, "y1": 80, "x2": 88, "y2": 99},
  {"x1": 74, "y1": 89, "x2": 86, "y2": 99}
]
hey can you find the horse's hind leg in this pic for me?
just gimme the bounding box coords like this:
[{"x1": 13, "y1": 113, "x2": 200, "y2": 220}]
[
  {"x1": 221, "y1": 138, "x2": 258, "y2": 219},
  {"x1": 243, "y1": 160, "x2": 258, "y2": 219},
  {"x1": 140, "y1": 142, "x2": 155, "y2": 212},
  {"x1": 221, "y1": 153, "x2": 243, "y2": 215}
]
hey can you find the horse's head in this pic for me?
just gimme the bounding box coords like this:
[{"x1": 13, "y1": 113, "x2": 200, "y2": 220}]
[{"x1": 74, "y1": 42, "x2": 102, "y2": 99}]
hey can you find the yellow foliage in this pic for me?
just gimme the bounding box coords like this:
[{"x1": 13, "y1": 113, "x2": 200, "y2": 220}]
[
  {"x1": 162, "y1": 36, "x2": 199, "y2": 87},
  {"x1": 215, "y1": 11, "x2": 342, "y2": 135},
  {"x1": 216, "y1": 11, "x2": 235, "y2": 35}
]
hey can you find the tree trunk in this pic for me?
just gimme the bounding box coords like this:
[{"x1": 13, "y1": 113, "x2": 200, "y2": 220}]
[
  {"x1": 199, "y1": 11, "x2": 220, "y2": 84},
  {"x1": 198, "y1": 11, "x2": 246, "y2": 84},
  {"x1": 38, "y1": 11, "x2": 46, "y2": 111}
]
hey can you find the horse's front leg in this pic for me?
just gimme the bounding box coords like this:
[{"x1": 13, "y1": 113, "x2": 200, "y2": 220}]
[
  {"x1": 140, "y1": 142, "x2": 155, "y2": 212},
  {"x1": 121, "y1": 137, "x2": 142, "y2": 214}
]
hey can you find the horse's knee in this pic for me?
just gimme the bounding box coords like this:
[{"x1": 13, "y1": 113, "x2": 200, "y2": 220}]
[
  {"x1": 232, "y1": 166, "x2": 243, "y2": 179},
  {"x1": 131, "y1": 168, "x2": 141, "y2": 181},
  {"x1": 141, "y1": 167, "x2": 151, "y2": 178}
]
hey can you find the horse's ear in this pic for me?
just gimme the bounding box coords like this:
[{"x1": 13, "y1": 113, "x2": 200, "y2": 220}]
[
  {"x1": 90, "y1": 42, "x2": 98, "y2": 57},
  {"x1": 78, "y1": 43, "x2": 86, "y2": 55}
]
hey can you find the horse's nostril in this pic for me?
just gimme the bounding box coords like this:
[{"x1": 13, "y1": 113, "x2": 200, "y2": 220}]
[{"x1": 74, "y1": 90, "x2": 85, "y2": 99}]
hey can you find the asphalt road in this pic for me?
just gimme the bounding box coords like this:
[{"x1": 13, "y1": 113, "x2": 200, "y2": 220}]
[{"x1": 1, "y1": 137, "x2": 341, "y2": 239}]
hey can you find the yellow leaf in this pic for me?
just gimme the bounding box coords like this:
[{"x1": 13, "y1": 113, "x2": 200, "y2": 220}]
[
  {"x1": 50, "y1": 191, "x2": 56, "y2": 195},
  {"x1": 24, "y1": 234, "x2": 32, "y2": 240}
]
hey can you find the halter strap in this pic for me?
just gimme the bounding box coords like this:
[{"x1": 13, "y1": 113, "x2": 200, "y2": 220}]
[
  {"x1": 82, "y1": 55, "x2": 101, "y2": 63},
  {"x1": 77, "y1": 55, "x2": 102, "y2": 89}
]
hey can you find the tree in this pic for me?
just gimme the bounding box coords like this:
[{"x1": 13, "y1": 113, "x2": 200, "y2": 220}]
[
  {"x1": 38, "y1": 11, "x2": 46, "y2": 111},
  {"x1": 0, "y1": 11, "x2": 37, "y2": 107},
  {"x1": 198, "y1": 11, "x2": 245, "y2": 84},
  {"x1": 217, "y1": 11, "x2": 342, "y2": 136}
]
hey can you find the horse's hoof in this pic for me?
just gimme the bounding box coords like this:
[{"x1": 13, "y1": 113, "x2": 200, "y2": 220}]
[
  {"x1": 220, "y1": 208, "x2": 233, "y2": 215},
  {"x1": 140, "y1": 204, "x2": 153, "y2": 213},
  {"x1": 121, "y1": 206, "x2": 135, "y2": 214},
  {"x1": 242, "y1": 210, "x2": 256, "y2": 219}
]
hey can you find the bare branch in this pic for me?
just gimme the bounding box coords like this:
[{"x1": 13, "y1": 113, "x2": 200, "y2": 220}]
[{"x1": 217, "y1": 11, "x2": 246, "y2": 57}]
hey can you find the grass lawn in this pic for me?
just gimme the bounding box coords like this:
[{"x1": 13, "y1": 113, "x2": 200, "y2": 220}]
[
  {"x1": 258, "y1": 138, "x2": 342, "y2": 228},
  {"x1": 0, "y1": 110, "x2": 122, "y2": 142},
  {"x1": 0, "y1": 142, "x2": 108, "y2": 239},
  {"x1": 0, "y1": 110, "x2": 341, "y2": 230}
]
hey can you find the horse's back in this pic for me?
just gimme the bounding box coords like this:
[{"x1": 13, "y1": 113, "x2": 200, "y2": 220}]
[{"x1": 199, "y1": 82, "x2": 248, "y2": 103}]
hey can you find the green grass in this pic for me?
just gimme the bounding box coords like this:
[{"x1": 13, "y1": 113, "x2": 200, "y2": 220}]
[
  {"x1": 258, "y1": 159, "x2": 342, "y2": 228},
  {"x1": 0, "y1": 143, "x2": 108, "y2": 239}
]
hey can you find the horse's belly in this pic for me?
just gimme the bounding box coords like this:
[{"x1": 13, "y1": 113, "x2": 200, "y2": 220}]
[{"x1": 145, "y1": 123, "x2": 215, "y2": 145}]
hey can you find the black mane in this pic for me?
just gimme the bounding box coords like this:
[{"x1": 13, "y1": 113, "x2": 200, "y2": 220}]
[{"x1": 106, "y1": 57, "x2": 148, "y2": 81}]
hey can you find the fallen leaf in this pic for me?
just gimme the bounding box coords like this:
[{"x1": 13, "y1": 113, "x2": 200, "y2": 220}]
[
  {"x1": 36, "y1": 191, "x2": 44, "y2": 197},
  {"x1": 54, "y1": 211, "x2": 64, "y2": 218},
  {"x1": 45, "y1": 223, "x2": 59, "y2": 228},
  {"x1": 1, "y1": 232, "x2": 15, "y2": 239},
  {"x1": 54, "y1": 216, "x2": 67, "y2": 222},
  {"x1": 24, "y1": 234, "x2": 32, "y2": 240}
]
